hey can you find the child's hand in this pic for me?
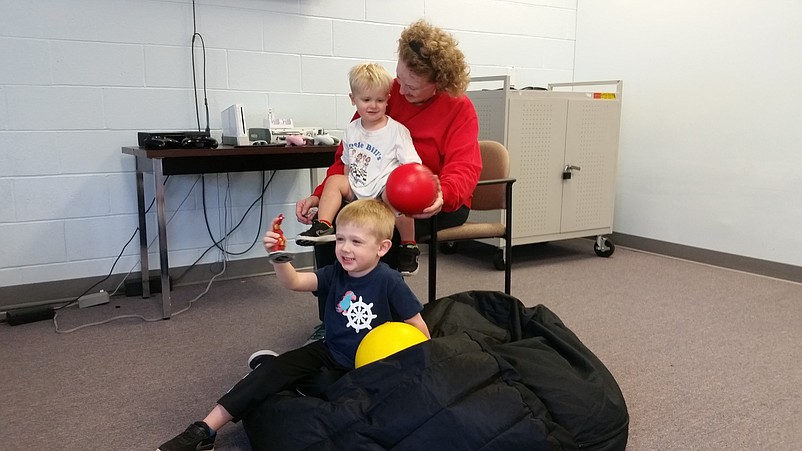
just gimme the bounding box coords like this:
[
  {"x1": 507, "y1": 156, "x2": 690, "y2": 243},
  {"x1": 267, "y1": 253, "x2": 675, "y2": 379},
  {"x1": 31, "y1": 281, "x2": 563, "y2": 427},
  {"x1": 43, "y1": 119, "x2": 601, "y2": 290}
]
[
  {"x1": 263, "y1": 230, "x2": 280, "y2": 253},
  {"x1": 263, "y1": 215, "x2": 286, "y2": 253}
]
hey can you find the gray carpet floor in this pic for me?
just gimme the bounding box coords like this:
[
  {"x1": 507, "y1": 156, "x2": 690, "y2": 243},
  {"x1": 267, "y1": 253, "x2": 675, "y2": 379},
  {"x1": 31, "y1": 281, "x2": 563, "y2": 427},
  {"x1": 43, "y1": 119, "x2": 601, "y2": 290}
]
[{"x1": 1, "y1": 239, "x2": 800, "y2": 450}]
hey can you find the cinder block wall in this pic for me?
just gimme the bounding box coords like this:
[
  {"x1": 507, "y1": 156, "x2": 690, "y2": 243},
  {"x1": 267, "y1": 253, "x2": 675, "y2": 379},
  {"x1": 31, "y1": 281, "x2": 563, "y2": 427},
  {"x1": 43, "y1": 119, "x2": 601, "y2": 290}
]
[{"x1": 0, "y1": 0, "x2": 577, "y2": 297}]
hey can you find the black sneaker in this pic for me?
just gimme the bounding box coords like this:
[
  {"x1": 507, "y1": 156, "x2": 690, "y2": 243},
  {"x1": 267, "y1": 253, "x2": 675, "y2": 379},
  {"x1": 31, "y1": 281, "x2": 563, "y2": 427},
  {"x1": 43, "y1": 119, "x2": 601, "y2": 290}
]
[
  {"x1": 398, "y1": 243, "x2": 420, "y2": 276},
  {"x1": 247, "y1": 349, "x2": 278, "y2": 370},
  {"x1": 304, "y1": 323, "x2": 325, "y2": 345},
  {"x1": 158, "y1": 421, "x2": 215, "y2": 451},
  {"x1": 296, "y1": 220, "x2": 335, "y2": 246}
]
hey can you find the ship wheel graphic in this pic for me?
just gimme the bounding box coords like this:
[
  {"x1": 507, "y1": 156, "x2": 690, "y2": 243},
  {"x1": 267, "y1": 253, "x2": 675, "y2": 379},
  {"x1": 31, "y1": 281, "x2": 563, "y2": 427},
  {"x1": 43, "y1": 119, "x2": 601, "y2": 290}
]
[{"x1": 345, "y1": 297, "x2": 377, "y2": 333}]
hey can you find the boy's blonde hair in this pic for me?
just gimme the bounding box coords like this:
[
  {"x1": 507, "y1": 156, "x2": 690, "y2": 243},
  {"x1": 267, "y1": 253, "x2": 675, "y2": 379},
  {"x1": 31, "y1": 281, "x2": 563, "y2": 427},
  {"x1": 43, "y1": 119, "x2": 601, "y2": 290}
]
[
  {"x1": 336, "y1": 199, "x2": 395, "y2": 242},
  {"x1": 348, "y1": 63, "x2": 394, "y2": 95}
]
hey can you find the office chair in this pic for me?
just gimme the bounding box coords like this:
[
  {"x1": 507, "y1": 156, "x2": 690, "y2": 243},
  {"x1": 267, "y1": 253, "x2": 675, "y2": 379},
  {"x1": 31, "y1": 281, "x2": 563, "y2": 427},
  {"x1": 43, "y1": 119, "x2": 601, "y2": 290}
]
[{"x1": 425, "y1": 140, "x2": 516, "y2": 302}]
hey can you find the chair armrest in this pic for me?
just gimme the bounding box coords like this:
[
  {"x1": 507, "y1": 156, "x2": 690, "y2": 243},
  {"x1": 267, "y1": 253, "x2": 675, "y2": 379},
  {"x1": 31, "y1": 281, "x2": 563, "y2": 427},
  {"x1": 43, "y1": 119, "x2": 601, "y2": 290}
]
[
  {"x1": 476, "y1": 177, "x2": 516, "y2": 187},
  {"x1": 476, "y1": 177, "x2": 516, "y2": 215}
]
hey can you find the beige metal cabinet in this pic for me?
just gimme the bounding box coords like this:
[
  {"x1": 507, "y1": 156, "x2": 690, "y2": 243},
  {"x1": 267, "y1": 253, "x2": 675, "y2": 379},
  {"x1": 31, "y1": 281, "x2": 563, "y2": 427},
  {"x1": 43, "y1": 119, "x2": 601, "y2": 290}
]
[{"x1": 467, "y1": 77, "x2": 623, "y2": 257}]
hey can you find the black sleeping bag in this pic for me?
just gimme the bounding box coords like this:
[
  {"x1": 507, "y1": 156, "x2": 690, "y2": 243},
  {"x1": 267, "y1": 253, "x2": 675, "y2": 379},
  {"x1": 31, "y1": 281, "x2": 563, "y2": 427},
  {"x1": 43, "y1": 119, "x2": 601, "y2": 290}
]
[{"x1": 243, "y1": 291, "x2": 629, "y2": 450}]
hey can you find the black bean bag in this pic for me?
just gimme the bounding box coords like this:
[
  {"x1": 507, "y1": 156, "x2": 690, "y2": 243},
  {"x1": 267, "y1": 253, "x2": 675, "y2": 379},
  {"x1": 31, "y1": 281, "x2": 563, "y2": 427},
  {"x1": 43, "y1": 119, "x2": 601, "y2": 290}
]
[{"x1": 243, "y1": 291, "x2": 629, "y2": 450}]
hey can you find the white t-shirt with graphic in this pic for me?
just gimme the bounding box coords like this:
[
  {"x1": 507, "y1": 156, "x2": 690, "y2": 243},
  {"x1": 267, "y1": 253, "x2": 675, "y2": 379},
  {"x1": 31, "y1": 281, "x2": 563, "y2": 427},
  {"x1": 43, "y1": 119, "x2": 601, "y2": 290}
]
[{"x1": 341, "y1": 116, "x2": 421, "y2": 199}]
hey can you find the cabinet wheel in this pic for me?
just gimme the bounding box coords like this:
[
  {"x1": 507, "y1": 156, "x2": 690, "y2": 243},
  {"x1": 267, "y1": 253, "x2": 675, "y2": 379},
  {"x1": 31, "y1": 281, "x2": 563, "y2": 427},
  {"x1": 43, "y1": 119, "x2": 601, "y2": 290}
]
[{"x1": 594, "y1": 236, "x2": 615, "y2": 258}]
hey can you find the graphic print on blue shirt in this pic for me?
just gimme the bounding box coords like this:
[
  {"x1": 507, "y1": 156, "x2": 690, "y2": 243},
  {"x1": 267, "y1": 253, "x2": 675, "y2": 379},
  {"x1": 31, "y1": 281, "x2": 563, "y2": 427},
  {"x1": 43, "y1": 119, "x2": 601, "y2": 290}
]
[
  {"x1": 316, "y1": 262, "x2": 423, "y2": 368},
  {"x1": 337, "y1": 290, "x2": 378, "y2": 333}
]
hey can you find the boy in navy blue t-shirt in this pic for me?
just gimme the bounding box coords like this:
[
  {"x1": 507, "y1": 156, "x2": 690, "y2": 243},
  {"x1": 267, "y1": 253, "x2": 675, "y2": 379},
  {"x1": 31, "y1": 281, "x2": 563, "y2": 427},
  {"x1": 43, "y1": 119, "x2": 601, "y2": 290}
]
[{"x1": 158, "y1": 199, "x2": 430, "y2": 451}]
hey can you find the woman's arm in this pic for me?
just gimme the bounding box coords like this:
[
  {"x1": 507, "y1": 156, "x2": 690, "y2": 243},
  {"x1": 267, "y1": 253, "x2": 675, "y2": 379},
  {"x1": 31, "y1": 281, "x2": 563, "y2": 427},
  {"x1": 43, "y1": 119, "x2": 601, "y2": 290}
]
[
  {"x1": 411, "y1": 102, "x2": 480, "y2": 219},
  {"x1": 389, "y1": 84, "x2": 481, "y2": 215},
  {"x1": 437, "y1": 102, "x2": 482, "y2": 212}
]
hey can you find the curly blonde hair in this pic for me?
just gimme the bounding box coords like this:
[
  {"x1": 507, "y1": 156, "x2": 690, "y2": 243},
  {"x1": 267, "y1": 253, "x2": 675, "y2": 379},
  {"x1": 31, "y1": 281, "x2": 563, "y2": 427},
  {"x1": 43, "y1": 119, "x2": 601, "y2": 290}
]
[{"x1": 397, "y1": 19, "x2": 470, "y2": 96}]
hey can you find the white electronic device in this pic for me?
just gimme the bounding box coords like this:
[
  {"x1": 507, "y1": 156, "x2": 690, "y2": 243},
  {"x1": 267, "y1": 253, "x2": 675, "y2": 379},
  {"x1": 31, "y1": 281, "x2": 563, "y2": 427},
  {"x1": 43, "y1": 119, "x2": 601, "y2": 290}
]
[
  {"x1": 221, "y1": 104, "x2": 249, "y2": 146},
  {"x1": 265, "y1": 109, "x2": 294, "y2": 130},
  {"x1": 262, "y1": 109, "x2": 336, "y2": 145}
]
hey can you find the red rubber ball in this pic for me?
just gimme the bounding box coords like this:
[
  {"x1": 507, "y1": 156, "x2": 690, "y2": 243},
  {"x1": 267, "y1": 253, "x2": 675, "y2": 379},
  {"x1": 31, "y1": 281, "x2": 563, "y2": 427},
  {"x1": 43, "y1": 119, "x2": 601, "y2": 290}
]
[{"x1": 385, "y1": 163, "x2": 438, "y2": 215}]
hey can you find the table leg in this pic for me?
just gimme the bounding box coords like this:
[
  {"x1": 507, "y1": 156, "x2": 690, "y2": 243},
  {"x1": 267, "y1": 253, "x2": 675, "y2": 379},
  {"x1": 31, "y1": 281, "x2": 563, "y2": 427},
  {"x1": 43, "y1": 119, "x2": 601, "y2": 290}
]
[
  {"x1": 153, "y1": 159, "x2": 171, "y2": 319},
  {"x1": 309, "y1": 167, "x2": 320, "y2": 270},
  {"x1": 135, "y1": 168, "x2": 151, "y2": 298},
  {"x1": 308, "y1": 167, "x2": 319, "y2": 194}
]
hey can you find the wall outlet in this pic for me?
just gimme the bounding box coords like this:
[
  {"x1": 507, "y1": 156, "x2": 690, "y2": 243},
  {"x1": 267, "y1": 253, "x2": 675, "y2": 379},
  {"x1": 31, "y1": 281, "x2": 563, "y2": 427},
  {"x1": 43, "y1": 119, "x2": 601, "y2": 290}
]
[{"x1": 78, "y1": 290, "x2": 110, "y2": 309}]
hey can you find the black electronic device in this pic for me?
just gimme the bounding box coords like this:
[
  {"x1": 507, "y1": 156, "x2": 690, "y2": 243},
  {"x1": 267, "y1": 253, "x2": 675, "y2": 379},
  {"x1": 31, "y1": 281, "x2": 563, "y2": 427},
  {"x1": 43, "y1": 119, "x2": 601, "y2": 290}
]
[
  {"x1": 137, "y1": 131, "x2": 210, "y2": 147},
  {"x1": 248, "y1": 127, "x2": 271, "y2": 142},
  {"x1": 181, "y1": 136, "x2": 219, "y2": 149},
  {"x1": 143, "y1": 136, "x2": 182, "y2": 150}
]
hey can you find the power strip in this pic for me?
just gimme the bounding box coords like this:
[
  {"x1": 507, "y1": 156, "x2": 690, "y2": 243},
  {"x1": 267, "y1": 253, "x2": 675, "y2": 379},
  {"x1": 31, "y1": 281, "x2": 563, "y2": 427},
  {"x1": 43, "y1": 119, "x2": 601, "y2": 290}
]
[{"x1": 78, "y1": 290, "x2": 110, "y2": 309}]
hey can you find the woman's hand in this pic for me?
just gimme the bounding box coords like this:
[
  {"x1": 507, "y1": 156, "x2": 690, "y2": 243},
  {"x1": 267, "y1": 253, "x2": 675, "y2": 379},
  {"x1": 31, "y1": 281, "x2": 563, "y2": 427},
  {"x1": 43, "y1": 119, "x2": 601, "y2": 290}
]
[
  {"x1": 412, "y1": 177, "x2": 443, "y2": 219},
  {"x1": 295, "y1": 196, "x2": 320, "y2": 224}
]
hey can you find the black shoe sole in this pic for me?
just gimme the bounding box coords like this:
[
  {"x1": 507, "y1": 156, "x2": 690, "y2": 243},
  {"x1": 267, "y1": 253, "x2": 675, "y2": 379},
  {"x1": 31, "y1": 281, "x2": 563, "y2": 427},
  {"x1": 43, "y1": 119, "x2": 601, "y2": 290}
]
[
  {"x1": 296, "y1": 235, "x2": 336, "y2": 246},
  {"x1": 400, "y1": 267, "x2": 419, "y2": 277}
]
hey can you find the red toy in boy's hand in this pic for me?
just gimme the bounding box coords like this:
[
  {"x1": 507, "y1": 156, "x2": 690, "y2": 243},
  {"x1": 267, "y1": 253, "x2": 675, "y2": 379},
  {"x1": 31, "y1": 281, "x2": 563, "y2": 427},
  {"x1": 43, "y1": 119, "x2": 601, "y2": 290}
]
[
  {"x1": 385, "y1": 163, "x2": 438, "y2": 215},
  {"x1": 268, "y1": 214, "x2": 293, "y2": 263}
]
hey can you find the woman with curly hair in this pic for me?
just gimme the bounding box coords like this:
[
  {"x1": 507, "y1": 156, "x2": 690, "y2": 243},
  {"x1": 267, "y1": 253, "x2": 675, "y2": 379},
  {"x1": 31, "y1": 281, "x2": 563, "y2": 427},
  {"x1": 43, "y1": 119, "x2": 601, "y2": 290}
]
[{"x1": 296, "y1": 19, "x2": 482, "y2": 278}]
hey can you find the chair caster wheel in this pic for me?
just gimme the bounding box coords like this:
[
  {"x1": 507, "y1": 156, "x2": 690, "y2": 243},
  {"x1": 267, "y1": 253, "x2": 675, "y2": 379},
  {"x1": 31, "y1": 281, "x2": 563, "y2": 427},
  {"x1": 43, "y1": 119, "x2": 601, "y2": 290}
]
[
  {"x1": 439, "y1": 241, "x2": 459, "y2": 254},
  {"x1": 492, "y1": 250, "x2": 506, "y2": 271}
]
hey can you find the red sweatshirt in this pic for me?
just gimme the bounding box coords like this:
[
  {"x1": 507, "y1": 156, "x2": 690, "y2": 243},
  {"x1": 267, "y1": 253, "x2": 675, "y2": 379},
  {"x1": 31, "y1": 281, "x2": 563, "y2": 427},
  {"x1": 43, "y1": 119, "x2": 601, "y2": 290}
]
[{"x1": 313, "y1": 80, "x2": 482, "y2": 212}]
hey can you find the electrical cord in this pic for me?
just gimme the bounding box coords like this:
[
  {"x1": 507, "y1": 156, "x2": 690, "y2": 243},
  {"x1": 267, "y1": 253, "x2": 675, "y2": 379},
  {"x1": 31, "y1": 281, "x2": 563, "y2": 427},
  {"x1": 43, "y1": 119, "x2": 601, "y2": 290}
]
[
  {"x1": 190, "y1": 0, "x2": 210, "y2": 133},
  {"x1": 170, "y1": 174, "x2": 233, "y2": 318},
  {"x1": 106, "y1": 176, "x2": 202, "y2": 297},
  {"x1": 53, "y1": 176, "x2": 200, "y2": 331},
  {"x1": 54, "y1": 259, "x2": 226, "y2": 334},
  {"x1": 52, "y1": 176, "x2": 168, "y2": 311},
  {"x1": 173, "y1": 170, "x2": 274, "y2": 282},
  {"x1": 177, "y1": 168, "x2": 275, "y2": 279},
  {"x1": 54, "y1": 168, "x2": 273, "y2": 332},
  {"x1": 200, "y1": 171, "x2": 271, "y2": 256},
  {"x1": 53, "y1": 0, "x2": 264, "y2": 332},
  {"x1": 52, "y1": 225, "x2": 141, "y2": 312},
  {"x1": 54, "y1": 307, "x2": 162, "y2": 333}
]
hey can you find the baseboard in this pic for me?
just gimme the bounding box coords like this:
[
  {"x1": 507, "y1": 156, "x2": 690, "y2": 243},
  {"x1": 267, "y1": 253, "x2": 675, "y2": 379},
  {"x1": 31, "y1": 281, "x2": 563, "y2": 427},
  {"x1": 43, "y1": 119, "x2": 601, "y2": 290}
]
[
  {"x1": 4, "y1": 237, "x2": 799, "y2": 313},
  {"x1": 0, "y1": 252, "x2": 316, "y2": 312},
  {"x1": 610, "y1": 233, "x2": 802, "y2": 284}
]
